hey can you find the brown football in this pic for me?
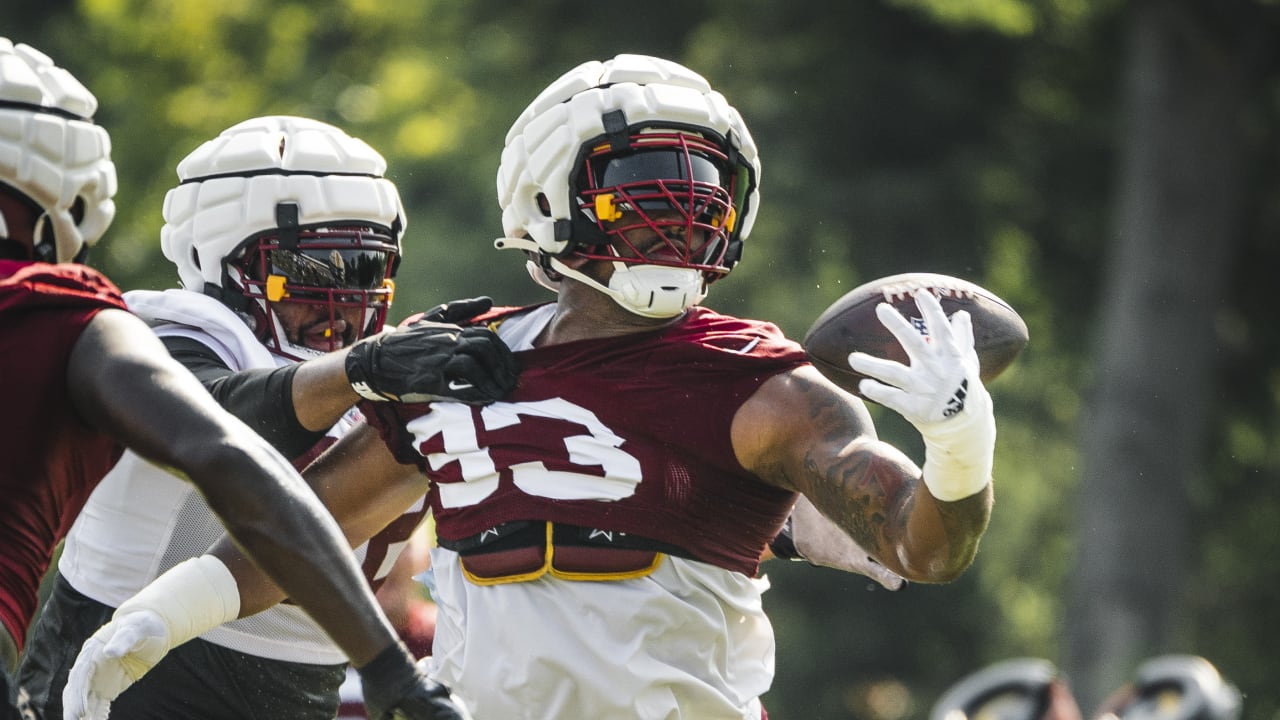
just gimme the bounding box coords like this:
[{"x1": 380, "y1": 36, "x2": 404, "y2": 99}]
[{"x1": 802, "y1": 272, "x2": 1029, "y2": 398}]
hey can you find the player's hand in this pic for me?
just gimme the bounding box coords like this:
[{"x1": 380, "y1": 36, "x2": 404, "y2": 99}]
[
  {"x1": 62, "y1": 609, "x2": 171, "y2": 720},
  {"x1": 404, "y1": 296, "x2": 494, "y2": 326},
  {"x1": 847, "y1": 289, "x2": 985, "y2": 428},
  {"x1": 848, "y1": 289, "x2": 995, "y2": 502},
  {"x1": 346, "y1": 317, "x2": 520, "y2": 405},
  {"x1": 358, "y1": 643, "x2": 472, "y2": 720},
  {"x1": 788, "y1": 496, "x2": 905, "y2": 590}
]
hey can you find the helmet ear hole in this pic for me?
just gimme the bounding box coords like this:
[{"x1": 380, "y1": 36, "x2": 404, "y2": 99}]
[{"x1": 536, "y1": 193, "x2": 552, "y2": 217}]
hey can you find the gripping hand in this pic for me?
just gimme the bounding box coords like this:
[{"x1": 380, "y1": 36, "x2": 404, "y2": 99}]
[
  {"x1": 408, "y1": 296, "x2": 495, "y2": 326},
  {"x1": 62, "y1": 556, "x2": 240, "y2": 720},
  {"x1": 62, "y1": 610, "x2": 169, "y2": 720},
  {"x1": 786, "y1": 496, "x2": 905, "y2": 590},
  {"x1": 359, "y1": 643, "x2": 472, "y2": 720},
  {"x1": 847, "y1": 289, "x2": 995, "y2": 501},
  {"x1": 347, "y1": 301, "x2": 519, "y2": 404}
]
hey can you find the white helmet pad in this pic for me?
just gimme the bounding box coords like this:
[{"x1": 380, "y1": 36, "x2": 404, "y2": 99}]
[
  {"x1": 496, "y1": 54, "x2": 760, "y2": 267},
  {"x1": 160, "y1": 116, "x2": 406, "y2": 360},
  {"x1": 0, "y1": 37, "x2": 116, "y2": 262}
]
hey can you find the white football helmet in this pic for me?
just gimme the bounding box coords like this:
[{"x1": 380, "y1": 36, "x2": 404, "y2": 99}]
[
  {"x1": 494, "y1": 54, "x2": 761, "y2": 318},
  {"x1": 0, "y1": 37, "x2": 116, "y2": 263},
  {"x1": 1116, "y1": 655, "x2": 1242, "y2": 720},
  {"x1": 930, "y1": 658, "x2": 1063, "y2": 720},
  {"x1": 161, "y1": 116, "x2": 407, "y2": 360}
]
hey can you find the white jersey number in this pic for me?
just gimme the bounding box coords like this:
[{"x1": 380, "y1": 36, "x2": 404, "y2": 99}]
[{"x1": 405, "y1": 399, "x2": 643, "y2": 509}]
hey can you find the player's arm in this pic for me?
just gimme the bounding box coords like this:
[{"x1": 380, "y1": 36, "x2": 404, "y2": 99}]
[
  {"x1": 735, "y1": 290, "x2": 996, "y2": 583},
  {"x1": 163, "y1": 336, "x2": 333, "y2": 456},
  {"x1": 213, "y1": 420, "x2": 432, "y2": 617},
  {"x1": 167, "y1": 336, "x2": 392, "y2": 443},
  {"x1": 164, "y1": 295, "x2": 519, "y2": 442},
  {"x1": 67, "y1": 307, "x2": 401, "y2": 663},
  {"x1": 64, "y1": 309, "x2": 468, "y2": 719},
  {"x1": 734, "y1": 365, "x2": 988, "y2": 582},
  {"x1": 771, "y1": 495, "x2": 906, "y2": 590}
]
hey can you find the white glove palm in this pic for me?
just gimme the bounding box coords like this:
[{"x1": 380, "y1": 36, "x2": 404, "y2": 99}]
[
  {"x1": 848, "y1": 290, "x2": 995, "y2": 501},
  {"x1": 62, "y1": 610, "x2": 171, "y2": 720}
]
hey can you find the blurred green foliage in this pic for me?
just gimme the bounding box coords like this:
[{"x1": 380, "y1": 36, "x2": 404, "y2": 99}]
[{"x1": 9, "y1": 0, "x2": 1279, "y2": 717}]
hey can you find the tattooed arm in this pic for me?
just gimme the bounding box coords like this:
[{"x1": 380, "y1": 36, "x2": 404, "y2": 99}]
[{"x1": 732, "y1": 364, "x2": 992, "y2": 583}]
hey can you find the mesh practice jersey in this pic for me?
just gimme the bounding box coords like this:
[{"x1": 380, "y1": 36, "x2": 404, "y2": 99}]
[
  {"x1": 364, "y1": 304, "x2": 809, "y2": 718},
  {"x1": 0, "y1": 261, "x2": 127, "y2": 650},
  {"x1": 59, "y1": 289, "x2": 426, "y2": 664},
  {"x1": 367, "y1": 304, "x2": 807, "y2": 577}
]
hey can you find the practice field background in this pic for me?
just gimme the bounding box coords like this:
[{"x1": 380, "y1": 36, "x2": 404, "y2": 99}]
[{"x1": 11, "y1": 1, "x2": 1280, "y2": 717}]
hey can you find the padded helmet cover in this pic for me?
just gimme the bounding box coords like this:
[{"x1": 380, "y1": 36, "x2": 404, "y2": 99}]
[
  {"x1": 0, "y1": 37, "x2": 116, "y2": 262},
  {"x1": 161, "y1": 115, "x2": 406, "y2": 293},
  {"x1": 496, "y1": 53, "x2": 761, "y2": 264}
]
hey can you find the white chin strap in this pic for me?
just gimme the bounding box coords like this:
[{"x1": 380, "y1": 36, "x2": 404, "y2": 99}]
[
  {"x1": 495, "y1": 236, "x2": 705, "y2": 319},
  {"x1": 595, "y1": 261, "x2": 706, "y2": 318}
]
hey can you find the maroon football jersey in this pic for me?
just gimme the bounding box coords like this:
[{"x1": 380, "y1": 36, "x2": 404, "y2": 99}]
[
  {"x1": 365, "y1": 305, "x2": 808, "y2": 578},
  {"x1": 0, "y1": 260, "x2": 128, "y2": 649}
]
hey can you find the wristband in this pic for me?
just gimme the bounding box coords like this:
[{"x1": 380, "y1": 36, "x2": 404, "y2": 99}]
[
  {"x1": 114, "y1": 555, "x2": 241, "y2": 646},
  {"x1": 918, "y1": 387, "x2": 995, "y2": 501}
]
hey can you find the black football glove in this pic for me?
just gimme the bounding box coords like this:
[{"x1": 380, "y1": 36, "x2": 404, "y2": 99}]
[
  {"x1": 359, "y1": 643, "x2": 471, "y2": 720},
  {"x1": 346, "y1": 313, "x2": 519, "y2": 405},
  {"x1": 408, "y1": 296, "x2": 495, "y2": 326}
]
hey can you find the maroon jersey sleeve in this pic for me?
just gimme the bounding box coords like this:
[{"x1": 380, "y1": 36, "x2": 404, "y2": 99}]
[
  {"x1": 0, "y1": 260, "x2": 127, "y2": 314},
  {"x1": 0, "y1": 261, "x2": 128, "y2": 648}
]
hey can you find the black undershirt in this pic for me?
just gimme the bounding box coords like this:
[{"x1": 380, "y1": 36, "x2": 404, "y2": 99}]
[{"x1": 161, "y1": 336, "x2": 326, "y2": 460}]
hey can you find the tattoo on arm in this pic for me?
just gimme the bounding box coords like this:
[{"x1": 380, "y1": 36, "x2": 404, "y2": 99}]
[
  {"x1": 786, "y1": 371, "x2": 897, "y2": 553},
  {"x1": 802, "y1": 448, "x2": 907, "y2": 557},
  {"x1": 785, "y1": 368, "x2": 992, "y2": 576}
]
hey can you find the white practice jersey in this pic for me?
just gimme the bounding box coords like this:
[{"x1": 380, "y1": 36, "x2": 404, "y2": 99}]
[
  {"x1": 365, "y1": 306, "x2": 802, "y2": 719},
  {"x1": 58, "y1": 288, "x2": 416, "y2": 665},
  {"x1": 426, "y1": 548, "x2": 772, "y2": 720}
]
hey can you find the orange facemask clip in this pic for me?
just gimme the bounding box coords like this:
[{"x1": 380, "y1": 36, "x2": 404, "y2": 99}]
[
  {"x1": 594, "y1": 194, "x2": 623, "y2": 223},
  {"x1": 266, "y1": 275, "x2": 289, "y2": 302}
]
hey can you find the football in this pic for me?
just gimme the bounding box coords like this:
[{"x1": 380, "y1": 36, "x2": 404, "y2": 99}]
[{"x1": 802, "y1": 272, "x2": 1029, "y2": 398}]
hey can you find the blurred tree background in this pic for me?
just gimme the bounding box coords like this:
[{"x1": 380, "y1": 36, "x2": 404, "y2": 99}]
[{"x1": 9, "y1": 0, "x2": 1279, "y2": 717}]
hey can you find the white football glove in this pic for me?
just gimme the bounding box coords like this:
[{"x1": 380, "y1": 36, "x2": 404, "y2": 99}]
[
  {"x1": 789, "y1": 496, "x2": 905, "y2": 590},
  {"x1": 62, "y1": 612, "x2": 167, "y2": 720},
  {"x1": 847, "y1": 289, "x2": 995, "y2": 501},
  {"x1": 63, "y1": 555, "x2": 240, "y2": 720}
]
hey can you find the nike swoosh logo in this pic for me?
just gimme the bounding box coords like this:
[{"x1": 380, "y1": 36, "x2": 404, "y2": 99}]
[{"x1": 448, "y1": 380, "x2": 474, "y2": 391}]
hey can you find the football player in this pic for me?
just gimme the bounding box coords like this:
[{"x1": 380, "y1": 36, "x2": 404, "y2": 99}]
[
  {"x1": 929, "y1": 654, "x2": 1241, "y2": 720},
  {"x1": 65, "y1": 54, "x2": 998, "y2": 719},
  {"x1": 0, "y1": 40, "x2": 491, "y2": 720},
  {"x1": 1092, "y1": 655, "x2": 1241, "y2": 720},
  {"x1": 929, "y1": 658, "x2": 1083, "y2": 720},
  {"x1": 17, "y1": 114, "x2": 517, "y2": 720}
]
